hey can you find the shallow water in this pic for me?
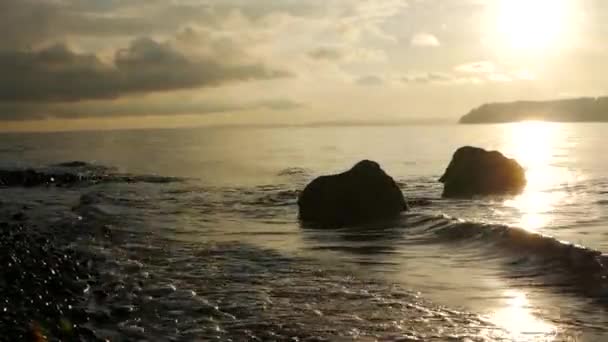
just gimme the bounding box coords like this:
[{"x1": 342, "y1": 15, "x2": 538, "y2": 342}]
[{"x1": 1, "y1": 122, "x2": 607, "y2": 340}]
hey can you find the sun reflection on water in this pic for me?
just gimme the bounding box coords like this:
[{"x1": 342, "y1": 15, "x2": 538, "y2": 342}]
[
  {"x1": 502, "y1": 121, "x2": 567, "y2": 231},
  {"x1": 491, "y1": 290, "x2": 556, "y2": 340}
]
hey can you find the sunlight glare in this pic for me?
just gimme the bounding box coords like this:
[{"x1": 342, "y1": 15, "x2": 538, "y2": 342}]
[
  {"x1": 492, "y1": 290, "x2": 556, "y2": 340},
  {"x1": 503, "y1": 121, "x2": 565, "y2": 231},
  {"x1": 494, "y1": 0, "x2": 571, "y2": 53}
]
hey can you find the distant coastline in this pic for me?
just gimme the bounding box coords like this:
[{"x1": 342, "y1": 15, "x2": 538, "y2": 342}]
[{"x1": 459, "y1": 97, "x2": 608, "y2": 123}]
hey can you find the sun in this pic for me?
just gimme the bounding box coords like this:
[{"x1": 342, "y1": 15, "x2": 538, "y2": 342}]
[{"x1": 493, "y1": 0, "x2": 571, "y2": 53}]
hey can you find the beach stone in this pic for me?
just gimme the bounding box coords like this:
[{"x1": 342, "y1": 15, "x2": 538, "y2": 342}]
[
  {"x1": 298, "y1": 160, "x2": 407, "y2": 227},
  {"x1": 439, "y1": 146, "x2": 526, "y2": 198}
]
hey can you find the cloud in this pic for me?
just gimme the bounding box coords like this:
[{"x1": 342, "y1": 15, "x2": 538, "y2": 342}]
[
  {"x1": 2, "y1": 0, "x2": 582, "y2": 128},
  {"x1": 0, "y1": 0, "x2": 407, "y2": 47},
  {"x1": 400, "y1": 71, "x2": 488, "y2": 85},
  {"x1": 356, "y1": 75, "x2": 385, "y2": 86},
  {"x1": 0, "y1": 0, "x2": 327, "y2": 47},
  {"x1": 0, "y1": 0, "x2": 405, "y2": 123},
  {"x1": 454, "y1": 61, "x2": 496, "y2": 74},
  {"x1": 333, "y1": 0, "x2": 408, "y2": 43},
  {"x1": 454, "y1": 61, "x2": 538, "y2": 83},
  {"x1": 403, "y1": 72, "x2": 454, "y2": 84},
  {"x1": 308, "y1": 47, "x2": 344, "y2": 61},
  {"x1": 0, "y1": 38, "x2": 291, "y2": 103},
  {"x1": 308, "y1": 46, "x2": 387, "y2": 64},
  {"x1": 348, "y1": 48, "x2": 387, "y2": 63},
  {"x1": 410, "y1": 33, "x2": 440, "y2": 47}
]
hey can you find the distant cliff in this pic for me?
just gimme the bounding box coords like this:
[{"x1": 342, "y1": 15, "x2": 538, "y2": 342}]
[{"x1": 459, "y1": 97, "x2": 608, "y2": 123}]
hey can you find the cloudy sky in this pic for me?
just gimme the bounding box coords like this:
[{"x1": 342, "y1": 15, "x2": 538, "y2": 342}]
[{"x1": 1, "y1": 0, "x2": 606, "y2": 131}]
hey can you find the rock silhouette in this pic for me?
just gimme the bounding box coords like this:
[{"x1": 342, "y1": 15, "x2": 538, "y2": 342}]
[
  {"x1": 298, "y1": 160, "x2": 407, "y2": 227},
  {"x1": 439, "y1": 146, "x2": 526, "y2": 198}
]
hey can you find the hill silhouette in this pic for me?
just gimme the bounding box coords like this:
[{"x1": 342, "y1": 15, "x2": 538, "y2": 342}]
[{"x1": 460, "y1": 97, "x2": 608, "y2": 123}]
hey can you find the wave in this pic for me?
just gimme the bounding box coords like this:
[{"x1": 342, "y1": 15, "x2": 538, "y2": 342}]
[
  {"x1": 277, "y1": 167, "x2": 310, "y2": 177},
  {"x1": 237, "y1": 183, "x2": 608, "y2": 299},
  {"x1": 218, "y1": 184, "x2": 607, "y2": 284},
  {"x1": 405, "y1": 213, "x2": 608, "y2": 299}
]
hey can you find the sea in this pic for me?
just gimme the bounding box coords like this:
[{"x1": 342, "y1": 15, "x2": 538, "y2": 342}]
[{"x1": 1, "y1": 122, "x2": 607, "y2": 341}]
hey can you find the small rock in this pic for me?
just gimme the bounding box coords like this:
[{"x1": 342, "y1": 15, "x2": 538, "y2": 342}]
[
  {"x1": 439, "y1": 146, "x2": 526, "y2": 198},
  {"x1": 11, "y1": 212, "x2": 27, "y2": 221}
]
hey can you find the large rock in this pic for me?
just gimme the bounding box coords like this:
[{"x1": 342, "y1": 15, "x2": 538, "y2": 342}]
[
  {"x1": 298, "y1": 160, "x2": 408, "y2": 226},
  {"x1": 439, "y1": 146, "x2": 526, "y2": 198}
]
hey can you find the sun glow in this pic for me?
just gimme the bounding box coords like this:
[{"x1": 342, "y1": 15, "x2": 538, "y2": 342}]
[{"x1": 493, "y1": 0, "x2": 572, "y2": 53}]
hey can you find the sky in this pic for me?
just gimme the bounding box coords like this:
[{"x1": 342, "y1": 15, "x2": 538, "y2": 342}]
[{"x1": 1, "y1": 0, "x2": 607, "y2": 131}]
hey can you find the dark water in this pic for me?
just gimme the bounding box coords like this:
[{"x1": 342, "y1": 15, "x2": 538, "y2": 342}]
[{"x1": 1, "y1": 123, "x2": 607, "y2": 341}]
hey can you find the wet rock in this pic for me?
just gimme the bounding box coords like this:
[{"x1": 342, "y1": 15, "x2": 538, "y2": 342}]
[
  {"x1": 55, "y1": 161, "x2": 89, "y2": 168},
  {"x1": 439, "y1": 146, "x2": 526, "y2": 198},
  {"x1": 298, "y1": 160, "x2": 407, "y2": 227},
  {"x1": 0, "y1": 166, "x2": 181, "y2": 188},
  {"x1": 0, "y1": 169, "x2": 81, "y2": 187},
  {"x1": 11, "y1": 212, "x2": 27, "y2": 221}
]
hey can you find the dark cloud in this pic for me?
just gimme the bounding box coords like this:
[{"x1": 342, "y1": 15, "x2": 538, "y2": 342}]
[
  {"x1": 0, "y1": 38, "x2": 291, "y2": 103},
  {"x1": 308, "y1": 47, "x2": 344, "y2": 61},
  {"x1": 0, "y1": 0, "x2": 326, "y2": 47},
  {"x1": 0, "y1": 98, "x2": 302, "y2": 120},
  {"x1": 0, "y1": 0, "x2": 302, "y2": 121},
  {"x1": 198, "y1": 0, "x2": 323, "y2": 19}
]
